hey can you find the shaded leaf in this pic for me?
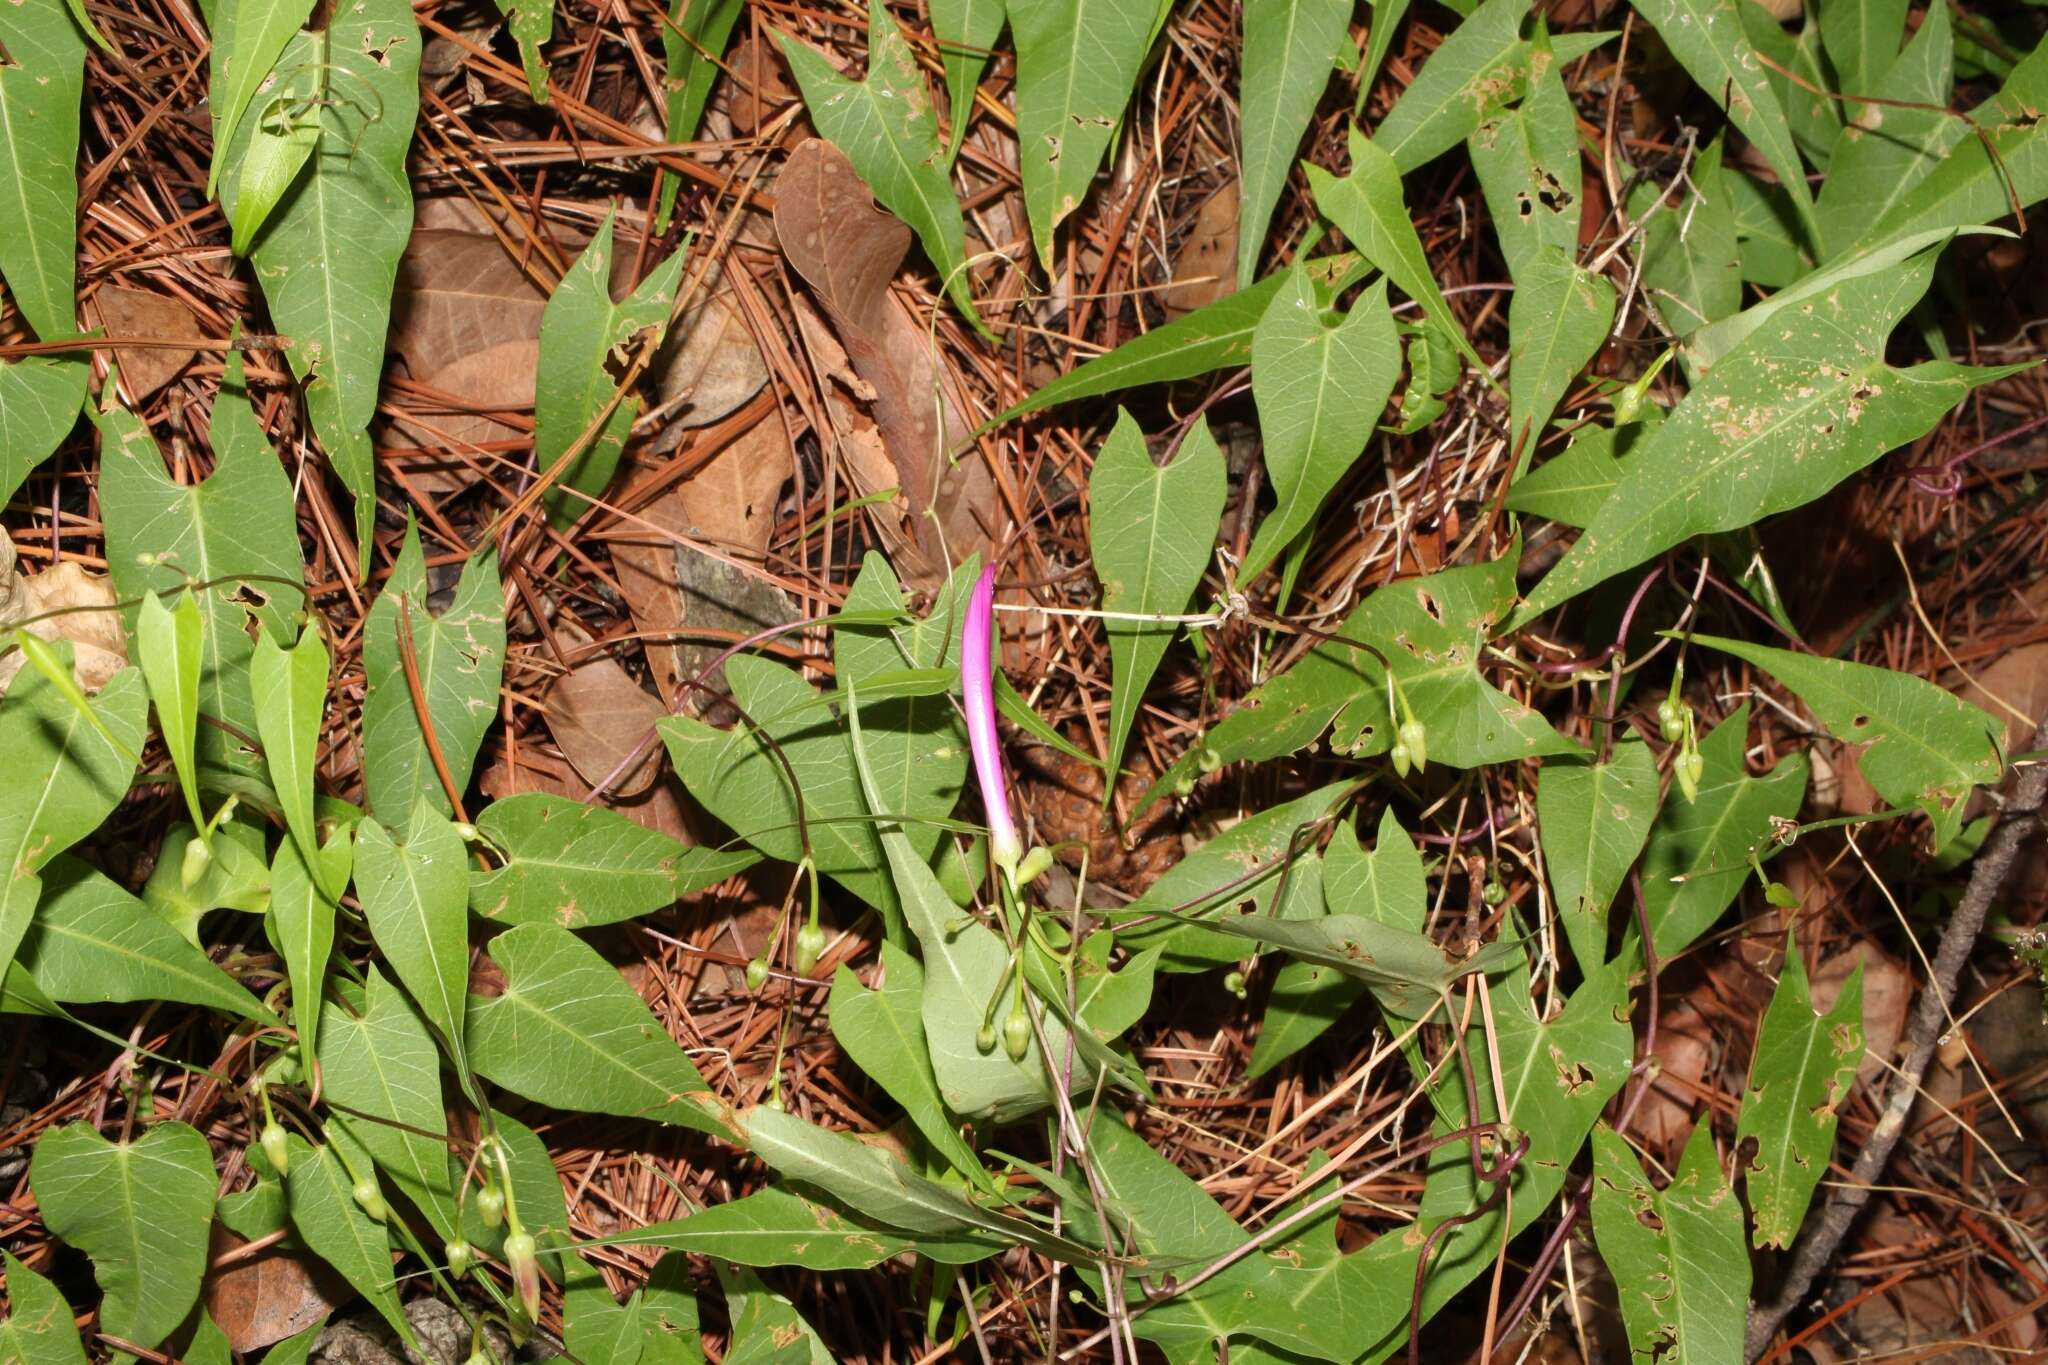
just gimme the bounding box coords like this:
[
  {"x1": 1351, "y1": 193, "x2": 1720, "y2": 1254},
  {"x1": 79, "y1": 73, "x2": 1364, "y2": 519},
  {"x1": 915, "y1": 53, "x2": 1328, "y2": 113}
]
[
  {"x1": 0, "y1": 0, "x2": 85, "y2": 342},
  {"x1": 471, "y1": 793, "x2": 756, "y2": 928},
  {"x1": 30, "y1": 1122, "x2": 216, "y2": 1353},
  {"x1": 1814, "y1": 2, "x2": 1958, "y2": 259},
  {"x1": 1089, "y1": 411, "x2": 1226, "y2": 780},
  {"x1": 0, "y1": 1249, "x2": 90, "y2": 1365},
  {"x1": 1628, "y1": 135, "x2": 1742, "y2": 339},
  {"x1": 137, "y1": 590, "x2": 204, "y2": 828},
  {"x1": 318, "y1": 968, "x2": 458, "y2": 1241},
  {"x1": 203, "y1": 0, "x2": 317, "y2": 196},
  {"x1": 928, "y1": 0, "x2": 1002, "y2": 161},
  {"x1": 1505, "y1": 249, "x2": 1615, "y2": 453},
  {"x1": 493, "y1": 0, "x2": 553, "y2": 101},
  {"x1": 251, "y1": 624, "x2": 330, "y2": 875},
  {"x1": 1537, "y1": 736, "x2": 1660, "y2": 970},
  {"x1": 1243, "y1": 276, "x2": 1401, "y2": 580},
  {"x1": 657, "y1": 0, "x2": 745, "y2": 225},
  {"x1": 354, "y1": 800, "x2": 472, "y2": 1071},
  {"x1": 1239, "y1": 0, "x2": 1354, "y2": 286},
  {"x1": 467, "y1": 923, "x2": 731, "y2": 1137},
  {"x1": 618, "y1": 1184, "x2": 988, "y2": 1269},
  {"x1": 1504, "y1": 424, "x2": 1626, "y2": 527},
  {"x1": 1468, "y1": 44, "x2": 1584, "y2": 279},
  {"x1": 0, "y1": 358, "x2": 85, "y2": 507},
  {"x1": 828, "y1": 944, "x2": 987, "y2": 1184},
  {"x1": 719, "y1": 1265, "x2": 834, "y2": 1365},
  {"x1": 266, "y1": 826, "x2": 351, "y2": 1079},
  {"x1": 282, "y1": 1134, "x2": 417, "y2": 1350}
]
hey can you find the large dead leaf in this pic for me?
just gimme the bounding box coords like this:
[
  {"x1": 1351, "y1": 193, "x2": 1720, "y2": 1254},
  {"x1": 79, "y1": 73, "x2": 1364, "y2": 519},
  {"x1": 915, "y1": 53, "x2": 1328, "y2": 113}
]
[
  {"x1": 86, "y1": 284, "x2": 204, "y2": 402},
  {"x1": 774, "y1": 138, "x2": 996, "y2": 580},
  {"x1": 611, "y1": 419, "x2": 797, "y2": 702},
  {"x1": 545, "y1": 618, "x2": 667, "y2": 797},
  {"x1": 203, "y1": 1225, "x2": 350, "y2": 1352}
]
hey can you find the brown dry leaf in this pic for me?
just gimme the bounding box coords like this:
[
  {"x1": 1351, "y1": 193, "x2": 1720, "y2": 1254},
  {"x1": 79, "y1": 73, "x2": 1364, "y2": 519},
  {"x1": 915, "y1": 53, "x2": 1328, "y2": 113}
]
[
  {"x1": 203, "y1": 1225, "x2": 350, "y2": 1352},
  {"x1": 1163, "y1": 181, "x2": 1240, "y2": 319},
  {"x1": 545, "y1": 619, "x2": 667, "y2": 798},
  {"x1": 0, "y1": 546, "x2": 129, "y2": 695},
  {"x1": 390, "y1": 229, "x2": 555, "y2": 380},
  {"x1": 775, "y1": 138, "x2": 997, "y2": 580},
  {"x1": 723, "y1": 35, "x2": 801, "y2": 137},
  {"x1": 1949, "y1": 643, "x2": 2048, "y2": 754},
  {"x1": 480, "y1": 740, "x2": 698, "y2": 843},
  {"x1": 87, "y1": 284, "x2": 204, "y2": 402},
  {"x1": 645, "y1": 277, "x2": 772, "y2": 445},
  {"x1": 1637, "y1": 1001, "x2": 1717, "y2": 1153},
  {"x1": 611, "y1": 419, "x2": 797, "y2": 702},
  {"x1": 1813, "y1": 942, "x2": 1910, "y2": 1087}
]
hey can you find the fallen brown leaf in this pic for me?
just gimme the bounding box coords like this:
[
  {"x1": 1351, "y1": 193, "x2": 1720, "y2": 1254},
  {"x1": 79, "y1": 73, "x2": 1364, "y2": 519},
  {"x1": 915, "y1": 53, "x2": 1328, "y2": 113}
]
[
  {"x1": 1949, "y1": 643, "x2": 2048, "y2": 754},
  {"x1": 87, "y1": 284, "x2": 204, "y2": 402},
  {"x1": 203, "y1": 1224, "x2": 351, "y2": 1353},
  {"x1": 1163, "y1": 180, "x2": 1240, "y2": 319},
  {"x1": 545, "y1": 619, "x2": 668, "y2": 798},
  {"x1": 1813, "y1": 941, "x2": 1909, "y2": 1087},
  {"x1": 723, "y1": 35, "x2": 802, "y2": 137},
  {"x1": 0, "y1": 546, "x2": 128, "y2": 695}
]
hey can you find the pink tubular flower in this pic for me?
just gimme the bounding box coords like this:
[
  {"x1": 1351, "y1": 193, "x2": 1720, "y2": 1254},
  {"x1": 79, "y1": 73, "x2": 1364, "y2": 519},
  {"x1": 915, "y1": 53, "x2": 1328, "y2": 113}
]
[{"x1": 963, "y1": 565, "x2": 1022, "y2": 872}]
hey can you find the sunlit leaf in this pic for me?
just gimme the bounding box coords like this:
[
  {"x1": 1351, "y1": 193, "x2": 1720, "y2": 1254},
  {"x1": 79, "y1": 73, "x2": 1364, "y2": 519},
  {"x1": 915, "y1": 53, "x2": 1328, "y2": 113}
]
[
  {"x1": 319, "y1": 968, "x2": 458, "y2": 1241},
  {"x1": 1538, "y1": 736, "x2": 1660, "y2": 971},
  {"x1": 355, "y1": 800, "x2": 473, "y2": 1071},
  {"x1": 0, "y1": 358, "x2": 85, "y2": 507},
  {"x1": 136, "y1": 589, "x2": 204, "y2": 829},
  {"x1": 1628, "y1": 135, "x2": 1742, "y2": 340},
  {"x1": 1590, "y1": 1122, "x2": 1749, "y2": 1365},
  {"x1": 1239, "y1": 0, "x2": 1354, "y2": 286},
  {"x1": 1506, "y1": 249, "x2": 1614, "y2": 454},
  {"x1": 1814, "y1": 2, "x2": 1958, "y2": 259},
  {"x1": 204, "y1": 0, "x2": 317, "y2": 196},
  {"x1": 251, "y1": 623, "x2": 331, "y2": 874},
  {"x1": 268, "y1": 825, "x2": 351, "y2": 1066},
  {"x1": 828, "y1": 944, "x2": 987, "y2": 1184},
  {"x1": 282, "y1": 1133, "x2": 417, "y2": 1350}
]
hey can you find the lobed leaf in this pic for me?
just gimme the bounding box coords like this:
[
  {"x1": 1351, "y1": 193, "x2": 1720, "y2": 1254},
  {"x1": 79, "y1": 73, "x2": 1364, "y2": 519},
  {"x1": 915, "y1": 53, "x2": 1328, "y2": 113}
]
[
  {"x1": 355, "y1": 800, "x2": 473, "y2": 1073},
  {"x1": 1238, "y1": 0, "x2": 1354, "y2": 287},
  {"x1": 1537, "y1": 735, "x2": 1660, "y2": 971}
]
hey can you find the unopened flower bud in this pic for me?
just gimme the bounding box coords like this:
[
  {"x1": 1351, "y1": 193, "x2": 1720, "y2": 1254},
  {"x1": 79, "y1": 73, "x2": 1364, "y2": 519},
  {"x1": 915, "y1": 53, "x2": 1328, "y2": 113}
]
[
  {"x1": 352, "y1": 1175, "x2": 387, "y2": 1223},
  {"x1": 1001, "y1": 1005, "x2": 1031, "y2": 1062},
  {"x1": 1015, "y1": 845, "x2": 1053, "y2": 887},
  {"x1": 476, "y1": 1183, "x2": 505, "y2": 1229},
  {"x1": 453, "y1": 822, "x2": 480, "y2": 842},
  {"x1": 180, "y1": 836, "x2": 212, "y2": 890},
  {"x1": 1390, "y1": 740, "x2": 1412, "y2": 779},
  {"x1": 1222, "y1": 970, "x2": 1248, "y2": 999},
  {"x1": 258, "y1": 1120, "x2": 290, "y2": 1175},
  {"x1": 1398, "y1": 719, "x2": 1428, "y2": 774},
  {"x1": 1483, "y1": 877, "x2": 1507, "y2": 908},
  {"x1": 1675, "y1": 748, "x2": 1704, "y2": 804},
  {"x1": 504, "y1": 1229, "x2": 541, "y2": 1320},
  {"x1": 793, "y1": 923, "x2": 826, "y2": 975},
  {"x1": 745, "y1": 957, "x2": 770, "y2": 992},
  {"x1": 976, "y1": 1022, "x2": 998, "y2": 1054},
  {"x1": 1197, "y1": 746, "x2": 1222, "y2": 774},
  {"x1": 446, "y1": 1238, "x2": 475, "y2": 1278}
]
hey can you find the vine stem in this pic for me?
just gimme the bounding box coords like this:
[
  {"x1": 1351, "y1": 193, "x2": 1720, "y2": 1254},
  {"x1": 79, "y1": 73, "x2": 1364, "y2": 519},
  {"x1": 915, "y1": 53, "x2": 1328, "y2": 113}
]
[{"x1": 1743, "y1": 749, "x2": 2048, "y2": 1360}]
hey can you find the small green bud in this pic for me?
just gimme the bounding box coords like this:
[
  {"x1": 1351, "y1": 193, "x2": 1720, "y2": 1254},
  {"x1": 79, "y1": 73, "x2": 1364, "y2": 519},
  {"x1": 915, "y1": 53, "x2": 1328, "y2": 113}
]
[
  {"x1": 1764, "y1": 879, "x2": 1799, "y2": 909},
  {"x1": 258, "y1": 1120, "x2": 290, "y2": 1175},
  {"x1": 1398, "y1": 719, "x2": 1428, "y2": 773},
  {"x1": 452, "y1": 821, "x2": 480, "y2": 842},
  {"x1": 1483, "y1": 877, "x2": 1507, "y2": 908},
  {"x1": 476, "y1": 1183, "x2": 505, "y2": 1229},
  {"x1": 793, "y1": 923, "x2": 827, "y2": 975},
  {"x1": 745, "y1": 957, "x2": 770, "y2": 993},
  {"x1": 1001, "y1": 1005, "x2": 1031, "y2": 1062},
  {"x1": 1015, "y1": 845, "x2": 1054, "y2": 886},
  {"x1": 504, "y1": 1229, "x2": 541, "y2": 1319},
  {"x1": 1675, "y1": 748, "x2": 1704, "y2": 804},
  {"x1": 352, "y1": 1175, "x2": 387, "y2": 1223},
  {"x1": 976, "y1": 1022, "x2": 998, "y2": 1054},
  {"x1": 465, "y1": 1346, "x2": 491, "y2": 1365},
  {"x1": 179, "y1": 835, "x2": 213, "y2": 890},
  {"x1": 1196, "y1": 746, "x2": 1222, "y2": 774},
  {"x1": 1222, "y1": 970, "x2": 1248, "y2": 999},
  {"x1": 1173, "y1": 774, "x2": 1196, "y2": 798},
  {"x1": 446, "y1": 1238, "x2": 475, "y2": 1278},
  {"x1": 1390, "y1": 740, "x2": 1412, "y2": 779},
  {"x1": 1658, "y1": 695, "x2": 1688, "y2": 743}
]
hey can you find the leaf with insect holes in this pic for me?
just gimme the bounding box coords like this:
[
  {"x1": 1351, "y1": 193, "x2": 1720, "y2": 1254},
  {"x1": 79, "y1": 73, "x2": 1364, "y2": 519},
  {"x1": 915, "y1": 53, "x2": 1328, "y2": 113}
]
[
  {"x1": 1243, "y1": 276, "x2": 1401, "y2": 581},
  {"x1": 657, "y1": 0, "x2": 745, "y2": 226},
  {"x1": 1538, "y1": 736, "x2": 1660, "y2": 971},
  {"x1": 1628, "y1": 0, "x2": 1817, "y2": 240},
  {"x1": 204, "y1": 0, "x2": 317, "y2": 196},
  {"x1": 1514, "y1": 242, "x2": 2028, "y2": 623},
  {"x1": 1250, "y1": 808, "x2": 1426, "y2": 1077},
  {"x1": 535, "y1": 213, "x2": 687, "y2": 530},
  {"x1": 928, "y1": 0, "x2": 1002, "y2": 162},
  {"x1": 1238, "y1": 0, "x2": 1353, "y2": 287},
  {"x1": 1089, "y1": 410, "x2": 1226, "y2": 782},
  {"x1": 719, "y1": 1265, "x2": 835, "y2": 1365},
  {"x1": 136, "y1": 590, "x2": 204, "y2": 832},
  {"x1": 1009, "y1": 0, "x2": 1165, "y2": 270},
  {"x1": 242, "y1": 0, "x2": 419, "y2": 565},
  {"x1": 829, "y1": 945, "x2": 990, "y2": 1188},
  {"x1": 96, "y1": 361, "x2": 305, "y2": 779},
  {"x1": 0, "y1": 1250, "x2": 89, "y2": 1365},
  {"x1": 1814, "y1": 2, "x2": 1959, "y2": 260},
  {"x1": 778, "y1": 0, "x2": 985, "y2": 335},
  {"x1": 0, "y1": 659, "x2": 146, "y2": 986},
  {"x1": 9, "y1": 857, "x2": 269, "y2": 1021},
  {"x1": 252, "y1": 623, "x2": 331, "y2": 875},
  {"x1": 1506, "y1": 249, "x2": 1615, "y2": 454},
  {"x1": 1737, "y1": 929, "x2": 1863, "y2": 1249},
  {"x1": 1850, "y1": 25, "x2": 2048, "y2": 251},
  {"x1": 616, "y1": 1183, "x2": 992, "y2": 1268},
  {"x1": 319, "y1": 969, "x2": 460, "y2": 1242},
  {"x1": 1635, "y1": 704, "x2": 1807, "y2": 964},
  {"x1": 1685, "y1": 633, "x2": 2003, "y2": 848},
  {"x1": 470, "y1": 793, "x2": 757, "y2": 929},
  {"x1": 0, "y1": 358, "x2": 85, "y2": 508},
  {"x1": 354, "y1": 800, "x2": 472, "y2": 1073},
  {"x1": 0, "y1": 0, "x2": 85, "y2": 343},
  {"x1": 1629, "y1": 135, "x2": 1743, "y2": 340},
  {"x1": 1591, "y1": 1122, "x2": 1749, "y2": 1365},
  {"x1": 467, "y1": 923, "x2": 732, "y2": 1137},
  {"x1": 1467, "y1": 40, "x2": 1584, "y2": 279},
  {"x1": 268, "y1": 825, "x2": 351, "y2": 1061},
  {"x1": 1372, "y1": 0, "x2": 1613, "y2": 173},
  {"x1": 1306, "y1": 130, "x2": 1484, "y2": 375},
  {"x1": 30, "y1": 1121, "x2": 216, "y2": 1354},
  {"x1": 740, "y1": 1107, "x2": 1089, "y2": 1260},
  {"x1": 493, "y1": 0, "x2": 553, "y2": 101},
  {"x1": 358, "y1": 521, "x2": 505, "y2": 823},
  {"x1": 995, "y1": 267, "x2": 1294, "y2": 422},
  {"x1": 282, "y1": 1134, "x2": 418, "y2": 1351},
  {"x1": 832, "y1": 554, "x2": 974, "y2": 880}
]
